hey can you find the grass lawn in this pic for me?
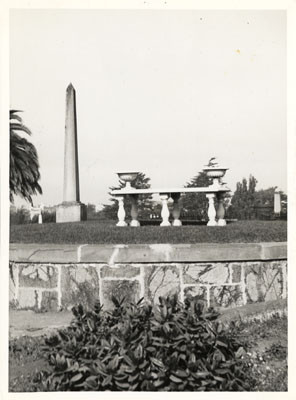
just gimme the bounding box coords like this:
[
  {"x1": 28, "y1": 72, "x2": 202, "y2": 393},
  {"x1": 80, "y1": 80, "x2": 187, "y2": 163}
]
[
  {"x1": 9, "y1": 312, "x2": 287, "y2": 392},
  {"x1": 10, "y1": 220, "x2": 287, "y2": 244}
]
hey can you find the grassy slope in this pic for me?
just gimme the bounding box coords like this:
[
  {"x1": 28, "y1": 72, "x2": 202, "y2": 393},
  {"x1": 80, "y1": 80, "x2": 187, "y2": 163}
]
[{"x1": 10, "y1": 220, "x2": 287, "y2": 244}]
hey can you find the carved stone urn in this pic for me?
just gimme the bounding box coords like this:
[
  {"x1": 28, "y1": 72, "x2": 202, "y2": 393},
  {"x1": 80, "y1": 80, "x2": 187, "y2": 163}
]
[
  {"x1": 116, "y1": 172, "x2": 139, "y2": 189},
  {"x1": 203, "y1": 166, "x2": 228, "y2": 188}
]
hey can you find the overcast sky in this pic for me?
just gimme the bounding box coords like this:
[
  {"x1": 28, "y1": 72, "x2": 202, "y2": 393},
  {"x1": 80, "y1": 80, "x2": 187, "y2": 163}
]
[{"x1": 10, "y1": 9, "x2": 286, "y2": 207}]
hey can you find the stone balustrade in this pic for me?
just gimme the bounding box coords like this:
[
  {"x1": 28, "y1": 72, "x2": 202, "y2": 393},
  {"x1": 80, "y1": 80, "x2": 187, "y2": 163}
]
[{"x1": 111, "y1": 187, "x2": 230, "y2": 227}]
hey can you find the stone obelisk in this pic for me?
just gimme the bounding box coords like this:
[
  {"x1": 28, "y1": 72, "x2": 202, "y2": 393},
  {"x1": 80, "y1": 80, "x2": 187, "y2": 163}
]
[{"x1": 56, "y1": 83, "x2": 87, "y2": 223}]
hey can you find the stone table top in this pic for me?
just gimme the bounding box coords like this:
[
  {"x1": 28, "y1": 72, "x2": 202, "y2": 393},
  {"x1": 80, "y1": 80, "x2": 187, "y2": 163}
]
[{"x1": 111, "y1": 186, "x2": 231, "y2": 195}]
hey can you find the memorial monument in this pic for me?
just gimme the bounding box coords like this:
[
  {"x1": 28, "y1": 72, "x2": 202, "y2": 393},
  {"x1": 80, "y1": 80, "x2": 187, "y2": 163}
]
[{"x1": 56, "y1": 83, "x2": 87, "y2": 223}]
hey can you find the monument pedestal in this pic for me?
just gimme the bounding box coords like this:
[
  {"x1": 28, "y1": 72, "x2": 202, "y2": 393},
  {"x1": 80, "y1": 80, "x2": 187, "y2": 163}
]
[{"x1": 56, "y1": 201, "x2": 87, "y2": 223}]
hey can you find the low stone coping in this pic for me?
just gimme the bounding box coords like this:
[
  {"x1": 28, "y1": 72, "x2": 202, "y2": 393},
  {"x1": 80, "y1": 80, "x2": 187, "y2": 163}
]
[{"x1": 9, "y1": 242, "x2": 287, "y2": 263}]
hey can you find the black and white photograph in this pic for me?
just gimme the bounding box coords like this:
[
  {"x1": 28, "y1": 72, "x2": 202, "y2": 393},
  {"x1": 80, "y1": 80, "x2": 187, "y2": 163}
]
[{"x1": 1, "y1": 1, "x2": 295, "y2": 396}]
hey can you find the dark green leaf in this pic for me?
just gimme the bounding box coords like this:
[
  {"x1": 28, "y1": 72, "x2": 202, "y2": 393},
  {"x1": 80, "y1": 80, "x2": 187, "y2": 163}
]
[
  {"x1": 151, "y1": 357, "x2": 165, "y2": 369},
  {"x1": 169, "y1": 375, "x2": 183, "y2": 383},
  {"x1": 70, "y1": 373, "x2": 83, "y2": 383}
]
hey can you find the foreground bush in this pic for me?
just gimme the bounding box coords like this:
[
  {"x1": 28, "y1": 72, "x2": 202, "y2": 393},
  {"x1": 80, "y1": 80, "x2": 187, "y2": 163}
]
[{"x1": 39, "y1": 296, "x2": 249, "y2": 391}]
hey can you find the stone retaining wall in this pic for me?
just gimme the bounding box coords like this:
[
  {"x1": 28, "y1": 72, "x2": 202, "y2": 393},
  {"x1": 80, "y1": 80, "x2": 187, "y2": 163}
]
[{"x1": 9, "y1": 243, "x2": 287, "y2": 311}]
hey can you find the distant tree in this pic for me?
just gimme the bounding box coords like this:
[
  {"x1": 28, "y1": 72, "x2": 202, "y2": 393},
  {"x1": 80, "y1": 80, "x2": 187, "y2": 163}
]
[
  {"x1": 31, "y1": 210, "x2": 56, "y2": 223},
  {"x1": 86, "y1": 203, "x2": 97, "y2": 220},
  {"x1": 10, "y1": 110, "x2": 42, "y2": 205},
  {"x1": 253, "y1": 187, "x2": 287, "y2": 219},
  {"x1": 100, "y1": 173, "x2": 153, "y2": 220},
  {"x1": 277, "y1": 190, "x2": 288, "y2": 213},
  {"x1": 10, "y1": 206, "x2": 30, "y2": 225},
  {"x1": 181, "y1": 171, "x2": 211, "y2": 220},
  {"x1": 227, "y1": 175, "x2": 258, "y2": 219},
  {"x1": 181, "y1": 170, "x2": 230, "y2": 220},
  {"x1": 279, "y1": 191, "x2": 288, "y2": 216},
  {"x1": 254, "y1": 187, "x2": 279, "y2": 206},
  {"x1": 85, "y1": 203, "x2": 107, "y2": 220}
]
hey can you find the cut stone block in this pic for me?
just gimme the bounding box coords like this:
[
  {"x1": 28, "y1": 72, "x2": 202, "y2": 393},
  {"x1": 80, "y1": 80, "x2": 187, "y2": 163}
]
[
  {"x1": 56, "y1": 202, "x2": 87, "y2": 223},
  {"x1": 144, "y1": 265, "x2": 180, "y2": 303},
  {"x1": 10, "y1": 244, "x2": 79, "y2": 263},
  {"x1": 230, "y1": 263, "x2": 242, "y2": 283},
  {"x1": 279, "y1": 261, "x2": 287, "y2": 298},
  {"x1": 19, "y1": 264, "x2": 58, "y2": 288},
  {"x1": 9, "y1": 263, "x2": 18, "y2": 303},
  {"x1": 41, "y1": 291, "x2": 59, "y2": 311},
  {"x1": 61, "y1": 264, "x2": 100, "y2": 310},
  {"x1": 244, "y1": 262, "x2": 284, "y2": 303},
  {"x1": 100, "y1": 264, "x2": 140, "y2": 279},
  {"x1": 101, "y1": 280, "x2": 140, "y2": 310},
  {"x1": 183, "y1": 263, "x2": 230, "y2": 285},
  {"x1": 80, "y1": 245, "x2": 116, "y2": 263},
  {"x1": 210, "y1": 285, "x2": 244, "y2": 308},
  {"x1": 18, "y1": 288, "x2": 39, "y2": 309},
  {"x1": 183, "y1": 285, "x2": 208, "y2": 305}
]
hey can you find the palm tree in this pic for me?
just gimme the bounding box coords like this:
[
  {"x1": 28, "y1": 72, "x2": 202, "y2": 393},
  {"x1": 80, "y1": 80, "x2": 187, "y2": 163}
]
[{"x1": 10, "y1": 110, "x2": 42, "y2": 205}]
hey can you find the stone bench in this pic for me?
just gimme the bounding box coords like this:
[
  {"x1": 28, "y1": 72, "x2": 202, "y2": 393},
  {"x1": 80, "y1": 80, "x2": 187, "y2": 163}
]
[{"x1": 111, "y1": 187, "x2": 230, "y2": 227}]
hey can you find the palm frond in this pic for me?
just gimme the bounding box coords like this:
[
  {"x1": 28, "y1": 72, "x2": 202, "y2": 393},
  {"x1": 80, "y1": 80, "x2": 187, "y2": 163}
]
[
  {"x1": 10, "y1": 113, "x2": 22, "y2": 122},
  {"x1": 10, "y1": 123, "x2": 32, "y2": 135},
  {"x1": 9, "y1": 110, "x2": 42, "y2": 205}
]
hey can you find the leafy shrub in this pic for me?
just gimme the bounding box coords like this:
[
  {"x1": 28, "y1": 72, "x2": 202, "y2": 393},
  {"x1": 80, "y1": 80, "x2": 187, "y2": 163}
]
[{"x1": 39, "y1": 296, "x2": 249, "y2": 391}]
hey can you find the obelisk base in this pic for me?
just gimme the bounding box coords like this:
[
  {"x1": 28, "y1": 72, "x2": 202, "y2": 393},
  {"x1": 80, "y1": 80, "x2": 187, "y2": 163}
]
[{"x1": 56, "y1": 201, "x2": 87, "y2": 223}]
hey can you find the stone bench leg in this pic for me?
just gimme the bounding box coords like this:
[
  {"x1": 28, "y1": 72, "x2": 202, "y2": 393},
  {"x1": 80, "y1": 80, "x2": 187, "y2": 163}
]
[
  {"x1": 160, "y1": 194, "x2": 171, "y2": 226},
  {"x1": 217, "y1": 193, "x2": 226, "y2": 226},
  {"x1": 206, "y1": 193, "x2": 217, "y2": 226},
  {"x1": 130, "y1": 194, "x2": 140, "y2": 227},
  {"x1": 116, "y1": 196, "x2": 127, "y2": 227},
  {"x1": 172, "y1": 193, "x2": 182, "y2": 226}
]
